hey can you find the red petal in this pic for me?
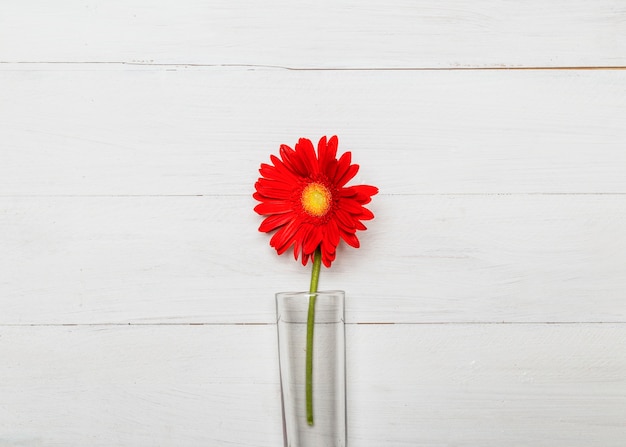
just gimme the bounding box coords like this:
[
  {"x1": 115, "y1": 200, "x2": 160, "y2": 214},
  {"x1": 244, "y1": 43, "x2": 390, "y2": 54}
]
[
  {"x1": 317, "y1": 136, "x2": 328, "y2": 171},
  {"x1": 281, "y1": 143, "x2": 308, "y2": 177},
  {"x1": 259, "y1": 163, "x2": 281, "y2": 181},
  {"x1": 297, "y1": 224, "x2": 312, "y2": 252},
  {"x1": 333, "y1": 151, "x2": 352, "y2": 183},
  {"x1": 337, "y1": 185, "x2": 377, "y2": 203},
  {"x1": 259, "y1": 164, "x2": 297, "y2": 186},
  {"x1": 340, "y1": 230, "x2": 360, "y2": 248},
  {"x1": 338, "y1": 198, "x2": 366, "y2": 215},
  {"x1": 336, "y1": 163, "x2": 359, "y2": 188},
  {"x1": 327, "y1": 136, "x2": 338, "y2": 162},
  {"x1": 296, "y1": 138, "x2": 318, "y2": 175},
  {"x1": 339, "y1": 186, "x2": 357, "y2": 198},
  {"x1": 334, "y1": 208, "x2": 356, "y2": 230},
  {"x1": 321, "y1": 246, "x2": 335, "y2": 267},
  {"x1": 301, "y1": 252, "x2": 311, "y2": 266},
  {"x1": 352, "y1": 184, "x2": 379, "y2": 202},
  {"x1": 317, "y1": 135, "x2": 338, "y2": 173},
  {"x1": 358, "y1": 207, "x2": 374, "y2": 221},
  {"x1": 255, "y1": 180, "x2": 293, "y2": 200},
  {"x1": 325, "y1": 218, "x2": 340, "y2": 247},
  {"x1": 303, "y1": 225, "x2": 322, "y2": 254},
  {"x1": 270, "y1": 219, "x2": 299, "y2": 254},
  {"x1": 325, "y1": 159, "x2": 338, "y2": 182},
  {"x1": 293, "y1": 232, "x2": 301, "y2": 260},
  {"x1": 258, "y1": 213, "x2": 295, "y2": 232},
  {"x1": 254, "y1": 200, "x2": 293, "y2": 215},
  {"x1": 266, "y1": 154, "x2": 299, "y2": 183}
]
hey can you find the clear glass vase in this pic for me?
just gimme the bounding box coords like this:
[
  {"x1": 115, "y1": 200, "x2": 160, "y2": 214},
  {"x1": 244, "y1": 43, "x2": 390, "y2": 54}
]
[{"x1": 276, "y1": 290, "x2": 346, "y2": 447}]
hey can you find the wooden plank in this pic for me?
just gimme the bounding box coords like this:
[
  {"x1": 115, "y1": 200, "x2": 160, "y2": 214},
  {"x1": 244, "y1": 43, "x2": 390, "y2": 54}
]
[
  {"x1": 1, "y1": 66, "x2": 625, "y2": 195},
  {"x1": 1, "y1": 323, "x2": 624, "y2": 446},
  {"x1": 0, "y1": 324, "x2": 283, "y2": 446},
  {"x1": 0, "y1": 1, "x2": 625, "y2": 68},
  {"x1": 348, "y1": 323, "x2": 626, "y2": 446},
  {"x1": 2, "y1": 194, "x2": 625, "y2": 324}
]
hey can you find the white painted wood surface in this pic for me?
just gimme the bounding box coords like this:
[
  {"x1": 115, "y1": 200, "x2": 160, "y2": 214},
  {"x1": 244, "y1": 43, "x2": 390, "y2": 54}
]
[
  {"x1": 1, "y1": 324, "x2": 625, "y2": 446},
  {"x1": 1, "y1": 1, "x2": 626, "y2": 445},
  {"x1": 2, "y1": 67, "x2": 626, "y2": 195},
  {"x1": 1, "y1": 0, "x2": 625, "y2": 68},
  {"x1": 2, "y1": 195, "x2": 625, "y2": 325}
]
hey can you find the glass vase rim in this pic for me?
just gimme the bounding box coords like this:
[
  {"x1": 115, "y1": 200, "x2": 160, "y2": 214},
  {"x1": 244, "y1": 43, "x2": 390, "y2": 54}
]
[{"x1": 275, "y1": 289, "x2": 345, "y2": 299}]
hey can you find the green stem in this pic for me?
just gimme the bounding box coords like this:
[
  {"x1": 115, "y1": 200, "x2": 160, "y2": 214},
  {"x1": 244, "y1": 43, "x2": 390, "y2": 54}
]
[{"x1": 306, "y1": 246, "x2": 322, "y2": 426}]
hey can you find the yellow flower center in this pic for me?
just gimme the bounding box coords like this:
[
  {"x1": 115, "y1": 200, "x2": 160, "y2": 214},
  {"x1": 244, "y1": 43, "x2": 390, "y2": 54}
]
[{"x1": 301, "y1": 182, "x2": 332, "y2": 217}]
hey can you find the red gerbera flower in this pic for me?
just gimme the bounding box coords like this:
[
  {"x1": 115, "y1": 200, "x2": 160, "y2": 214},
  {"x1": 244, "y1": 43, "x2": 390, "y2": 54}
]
[{"x1": 253, "y1": 135, "x2": 378, "y2": 268}]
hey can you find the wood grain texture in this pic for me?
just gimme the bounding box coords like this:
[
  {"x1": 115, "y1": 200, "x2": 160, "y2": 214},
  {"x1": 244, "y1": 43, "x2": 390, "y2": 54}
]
[
  {"x1": 2, "y1": 1, "x2": 625, "y2": 444},
  {"x1": 349, "y1": 323, "x2": 626, "y2": 447},
  {"x1": 2, "y1": 194, "x2": 625, "y2": 324},
  {"x1": 1, "y1": 66, "x2": 625, "y2": 195},
  {"x1": 0, "y1": 325, "x2": 283, "y2": 447},
  {"x1": 0, "y1": 0, "x2": 625, "y2": 68},
  {"x1": 1, "y1": 324, "x2": 624, "y2": 446}
]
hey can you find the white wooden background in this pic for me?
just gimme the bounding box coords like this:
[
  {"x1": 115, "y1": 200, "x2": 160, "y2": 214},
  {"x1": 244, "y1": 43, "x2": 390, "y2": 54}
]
[{"x1": 1, "y1": 1, "x2": 625, "y2": 445}]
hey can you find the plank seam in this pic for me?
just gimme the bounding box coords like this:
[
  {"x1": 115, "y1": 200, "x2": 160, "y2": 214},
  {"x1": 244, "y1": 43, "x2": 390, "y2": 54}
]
[
  {"x1": 1, "y1": 321, "x2": 624, "y2": 327},
  {"x1": 1, "y1": 61, "x2": 626, "y2": 71},
  {"x1": 1, "y1": 193, "x2": 626, "y2": 198}
]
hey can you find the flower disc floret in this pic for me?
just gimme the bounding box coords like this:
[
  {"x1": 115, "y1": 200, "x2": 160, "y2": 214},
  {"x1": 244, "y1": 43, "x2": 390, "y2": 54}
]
[{"x1": 301, "y1": 182, "x2": 332, "y2": 217}]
